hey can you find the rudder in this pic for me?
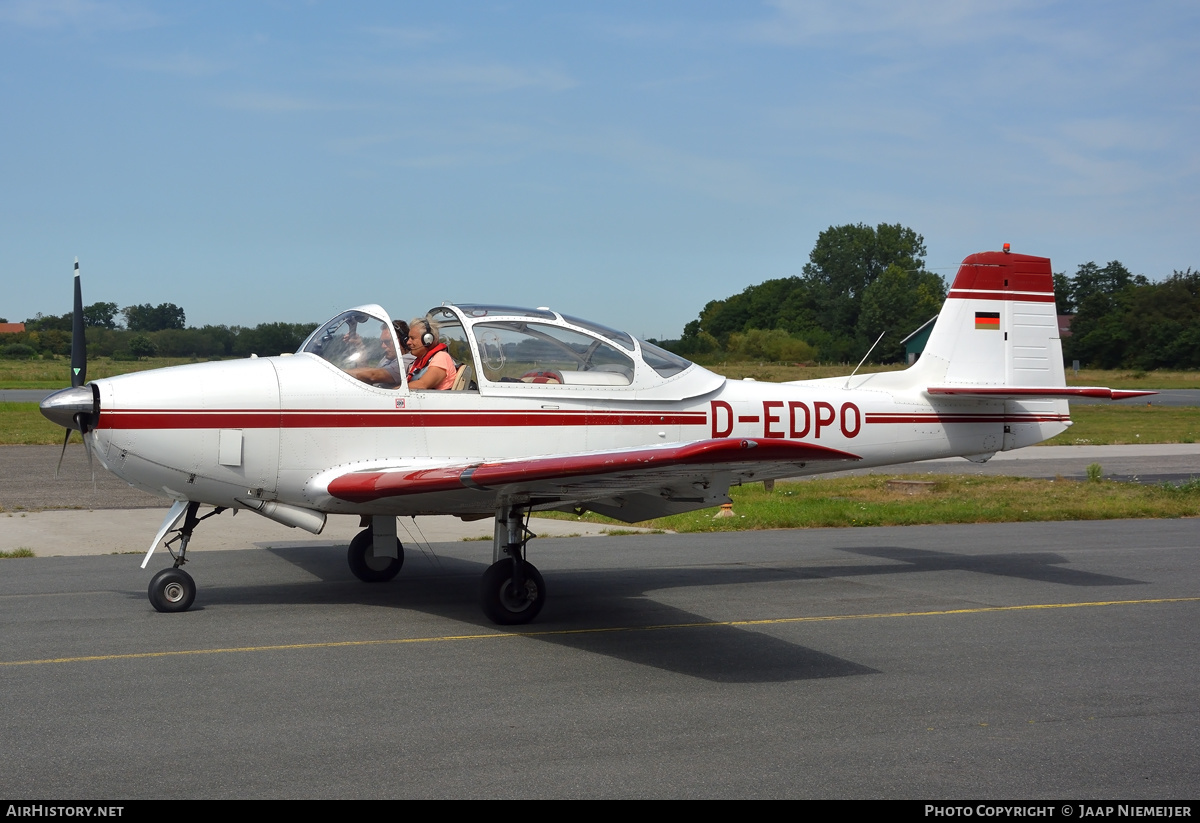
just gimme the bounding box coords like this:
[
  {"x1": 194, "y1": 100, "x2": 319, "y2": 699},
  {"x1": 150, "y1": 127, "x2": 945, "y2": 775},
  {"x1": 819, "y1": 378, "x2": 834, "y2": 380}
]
[{"x1": 920, "y1": 250, "x2": 1065, "y2": 389}]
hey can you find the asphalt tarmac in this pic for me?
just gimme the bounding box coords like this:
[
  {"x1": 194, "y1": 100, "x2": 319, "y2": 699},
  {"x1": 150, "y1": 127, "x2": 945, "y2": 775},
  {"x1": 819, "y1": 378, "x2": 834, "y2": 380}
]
[
  {"x1": 0, "y1": 519, "x2": 1196, "y2": 798},
  {"x1": 3, "y1": 442, "x2": 1198, "y2": 798}
]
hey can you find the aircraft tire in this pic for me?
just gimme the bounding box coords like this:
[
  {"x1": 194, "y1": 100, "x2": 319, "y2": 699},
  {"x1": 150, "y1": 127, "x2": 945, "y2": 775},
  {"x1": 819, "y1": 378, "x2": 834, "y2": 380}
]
[
  {"x1": 480, "y1": 559, "x2": 545, "y2": 625},
  {"x1": 347, "y1": 528, "x2": 404, "y2": 583},
  {"x1": 148, "y1": 567, "x2": 196, "y2": 613}
]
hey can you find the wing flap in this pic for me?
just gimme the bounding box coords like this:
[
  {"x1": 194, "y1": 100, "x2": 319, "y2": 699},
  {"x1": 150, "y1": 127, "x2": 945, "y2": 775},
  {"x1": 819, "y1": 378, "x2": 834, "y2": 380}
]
[{"x1": 328, "y1": 438, "x2": 860, "y2": 504}]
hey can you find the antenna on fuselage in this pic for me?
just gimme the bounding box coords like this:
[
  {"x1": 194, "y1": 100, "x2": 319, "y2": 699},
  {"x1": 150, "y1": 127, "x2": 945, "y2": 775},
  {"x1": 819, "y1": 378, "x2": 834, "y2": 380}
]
[{"x1": 844, "y1": 329, "x2": 887, "y2": 389}]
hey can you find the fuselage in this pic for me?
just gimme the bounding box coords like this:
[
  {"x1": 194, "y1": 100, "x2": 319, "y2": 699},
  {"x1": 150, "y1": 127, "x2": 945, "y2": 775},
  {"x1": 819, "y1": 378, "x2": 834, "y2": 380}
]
[
  {"x1": 83, "y1": 347, "x2": 1068, "y2": 519},
  {"x1": 49, "y1": 274, "x2": 1079, "y2": 524}
]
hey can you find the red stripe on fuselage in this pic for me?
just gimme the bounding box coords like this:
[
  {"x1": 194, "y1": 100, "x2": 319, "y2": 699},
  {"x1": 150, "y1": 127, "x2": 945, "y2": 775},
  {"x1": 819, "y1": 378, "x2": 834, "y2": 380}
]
[
  {"x1": 865, "y1": 413, "x2": 1069, "y2": 424},
  {"x1": 97, "y1": 409, "x2": 710, "y2": 430}
]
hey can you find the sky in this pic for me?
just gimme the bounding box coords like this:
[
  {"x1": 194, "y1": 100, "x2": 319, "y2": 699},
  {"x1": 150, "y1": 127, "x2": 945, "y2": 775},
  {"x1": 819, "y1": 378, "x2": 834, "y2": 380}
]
[{"x1": 2, "y1": 1, "x2": 1198, "y2": 340}]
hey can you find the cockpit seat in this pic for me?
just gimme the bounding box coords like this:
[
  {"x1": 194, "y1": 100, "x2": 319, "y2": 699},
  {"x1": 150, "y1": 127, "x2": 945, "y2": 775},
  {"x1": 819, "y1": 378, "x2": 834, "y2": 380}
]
[{"x1": 452, "y1": 363, "x2": 476, "y2": 391}]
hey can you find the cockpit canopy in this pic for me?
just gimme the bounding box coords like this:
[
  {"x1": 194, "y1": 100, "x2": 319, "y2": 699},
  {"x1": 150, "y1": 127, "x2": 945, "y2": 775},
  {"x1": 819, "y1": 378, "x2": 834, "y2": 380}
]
[
  {"x1": 300, "y1": 302, "x2": 722, "y2": 401},
  {"x1": 300, "y1": 308, "x2": 399, "y2": 377}
]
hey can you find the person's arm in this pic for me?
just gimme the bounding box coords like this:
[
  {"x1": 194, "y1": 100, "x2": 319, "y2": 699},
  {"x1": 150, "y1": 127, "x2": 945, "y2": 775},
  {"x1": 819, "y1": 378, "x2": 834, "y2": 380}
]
[
  {"x1": 407, "y1": 364, "x2": 447, "y2": 390},
  {"x1": 348, "y1": 367, "x2": 399, "y2": 385}
]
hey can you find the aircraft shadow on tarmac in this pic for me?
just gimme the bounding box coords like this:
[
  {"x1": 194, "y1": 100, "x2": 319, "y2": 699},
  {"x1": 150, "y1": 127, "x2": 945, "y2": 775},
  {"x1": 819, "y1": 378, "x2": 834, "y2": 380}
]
[
  {"x1": 129, "y1": 540, "x2": 1143, "y2": 684},
  {"x1": 142, "y1": 547, "x2": 871, "y2": 684},
  {"x1": 817, "y1": 546, "x2": 1144, "y2": 587}
]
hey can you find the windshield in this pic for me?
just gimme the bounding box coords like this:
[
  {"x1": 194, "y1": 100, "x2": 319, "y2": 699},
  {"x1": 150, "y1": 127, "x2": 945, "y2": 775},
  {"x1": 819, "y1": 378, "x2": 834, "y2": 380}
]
[{"x1": 299, "y1": 309, "x2": 402, "y2": 385}]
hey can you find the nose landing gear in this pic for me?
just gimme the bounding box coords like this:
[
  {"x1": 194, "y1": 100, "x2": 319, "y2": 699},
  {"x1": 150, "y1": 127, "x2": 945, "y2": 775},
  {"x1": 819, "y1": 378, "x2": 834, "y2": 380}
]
[{"x1": 146, "y1": 500, "x2": 225, "y2": 613}]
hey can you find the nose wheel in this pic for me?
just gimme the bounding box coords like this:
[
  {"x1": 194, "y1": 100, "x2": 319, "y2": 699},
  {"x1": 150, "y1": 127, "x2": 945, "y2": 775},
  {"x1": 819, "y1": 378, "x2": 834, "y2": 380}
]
[{"x1": 148, "y1": 567, "x2": 196, "y2": 613}]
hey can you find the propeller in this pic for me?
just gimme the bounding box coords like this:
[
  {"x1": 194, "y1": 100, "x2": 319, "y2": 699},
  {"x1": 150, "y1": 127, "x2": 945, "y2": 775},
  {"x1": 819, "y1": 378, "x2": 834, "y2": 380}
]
[{"x1": 40, "y1": 258, "x2": 97, "y2": 481}]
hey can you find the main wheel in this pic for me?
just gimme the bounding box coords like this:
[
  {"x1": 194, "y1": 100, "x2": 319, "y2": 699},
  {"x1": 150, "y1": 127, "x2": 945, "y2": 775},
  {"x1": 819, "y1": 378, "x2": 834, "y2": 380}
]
[
  {"x1": 148, "y1": 567, "x2": 196, "y2": 613},
  {"x1": 347, "y1": 528, "x2": 404, "y2": 582},
  {"x1": 480, "y1": 559, "x2": 545, "y2": 625}
]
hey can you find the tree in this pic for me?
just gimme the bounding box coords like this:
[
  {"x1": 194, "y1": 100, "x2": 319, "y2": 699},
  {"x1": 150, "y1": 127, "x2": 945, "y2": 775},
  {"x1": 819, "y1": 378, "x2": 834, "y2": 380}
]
[
  {"x1": 1064, "y1": 268, "x2": 1200, "y2": 369},
  {"x1": 1052, "y1": 272, "x2": 1074, "y2": 313},
  {"x1": 128, "y1": 334, "x2": 157, "y2": 359},
  {"x1": 84, "y1": 302, "x2": 121, "y2": 329},
  {"x1": 123, "y1": 303, "x2": 186, "y2": 332},
  {"x1": 856, "y1": 264, "x2": 947, "y2": 362},
  {"x1": 231, "y1": 322, "x2": 317, "y2": 357},
  {"x1": 677, "y1": 222, "x2": 933, "y2": 361},
  {"x1": 24, "y1": 312, "x2": 71, "y2": 332},
  {"x1": 1069, "y1": 261, "x2": 1147, "y2": 307},
  {"x1": 801, "y1": 223, "x2": 929, "y2": 342}
]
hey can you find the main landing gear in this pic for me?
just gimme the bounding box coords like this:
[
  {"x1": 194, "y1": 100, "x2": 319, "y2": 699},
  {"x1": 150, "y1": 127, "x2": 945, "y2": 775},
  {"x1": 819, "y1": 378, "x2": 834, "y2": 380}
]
[
  {"x1": 147, "y1": 501, "x2": 225, "y2": 613},
  {"x1": 347, "y1": 520, "x2": 404, "y2": 582},
  {"x1": 481, "y1": 505, "x2": 545, "y2": 625},
  {"x1": 143, "y1": 503, "x2": 547, "y2": 624}
]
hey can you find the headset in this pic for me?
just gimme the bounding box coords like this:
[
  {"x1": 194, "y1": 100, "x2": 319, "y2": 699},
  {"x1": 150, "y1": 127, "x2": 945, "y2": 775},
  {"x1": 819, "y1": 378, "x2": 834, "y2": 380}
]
[{"x1": 420, "y1": 319, "x2": 435, "y2": 347}]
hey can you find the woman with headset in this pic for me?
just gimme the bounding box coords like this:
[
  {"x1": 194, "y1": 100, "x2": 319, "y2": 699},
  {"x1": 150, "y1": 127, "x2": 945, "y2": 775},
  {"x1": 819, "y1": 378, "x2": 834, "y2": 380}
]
[{"x1": 405, "y1": 316, "x2": 457, "y2": 390}]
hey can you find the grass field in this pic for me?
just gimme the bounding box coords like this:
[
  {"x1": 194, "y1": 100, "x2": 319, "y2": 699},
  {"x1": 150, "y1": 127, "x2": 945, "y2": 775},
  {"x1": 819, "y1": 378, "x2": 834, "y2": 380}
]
[
  {"x1": 7, "y1": 355, "x2": 1200, "y2": 389},
  {"x1": 1042, "y1": 404, "x2": 1200, "y2": 445},
  {"x1": 540, "y1": 474, "x2": 1200, "y2": 532},
  {"x1": 0, "y1": 357, "x2": 200, "y2": 389}
]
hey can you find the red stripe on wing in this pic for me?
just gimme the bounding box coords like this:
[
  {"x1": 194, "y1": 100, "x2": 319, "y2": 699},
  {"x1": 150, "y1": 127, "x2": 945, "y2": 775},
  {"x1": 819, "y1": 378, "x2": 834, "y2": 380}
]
[{"x1": 328, "y1": 438, "x2": 861, "y2": 503}]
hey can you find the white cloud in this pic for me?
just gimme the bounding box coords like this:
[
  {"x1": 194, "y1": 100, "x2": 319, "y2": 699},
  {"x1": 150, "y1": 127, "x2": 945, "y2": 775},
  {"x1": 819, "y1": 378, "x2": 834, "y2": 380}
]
[
  {"x1": 360, "y1": 25, "x2": 447, "y2": 47},
  {"x1": 214, "y1": 92, "x2": 351, "y2": 113},
  {"x1": 744, "y1": 0, "x2": 1039, "y2": 47},
  {"x1": 0, "y1": 0, "x2": 159, "y2": 31},
  {"x1": 116, "y1": 51, "x2": 228, "y2": 77},
  {"x1": 352, "y1": 61, "x2": 576, "y2": 93}
]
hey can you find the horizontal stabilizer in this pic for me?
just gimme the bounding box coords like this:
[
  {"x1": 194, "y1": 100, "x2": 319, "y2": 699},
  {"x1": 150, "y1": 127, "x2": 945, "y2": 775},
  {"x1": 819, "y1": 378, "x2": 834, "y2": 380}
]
[{"x1": 927, "y1": 387, "x2": 1156, "y2": 401}]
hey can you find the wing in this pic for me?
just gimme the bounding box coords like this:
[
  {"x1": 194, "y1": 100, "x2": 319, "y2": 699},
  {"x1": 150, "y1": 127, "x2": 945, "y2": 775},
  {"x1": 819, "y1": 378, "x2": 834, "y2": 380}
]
[
  {"x1": 326, "y1": 438, "x2": 861, "y2": 522},
  {"x1": 927, "y1": 387, "x2": 1156, "y2": 401}
]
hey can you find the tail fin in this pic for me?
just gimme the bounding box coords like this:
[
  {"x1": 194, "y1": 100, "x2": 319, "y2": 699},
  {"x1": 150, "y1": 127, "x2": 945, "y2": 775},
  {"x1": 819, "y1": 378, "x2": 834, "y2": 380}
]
[
  {"x1": 919, "y1": 250, "x2": 1152, "y2": 401},
  {"x1": 920, "y1": 250, "x2": 1063, "y2": 388},
  {"x1": 913, "y1": 249, "x2": 1152, "y2": 452}
]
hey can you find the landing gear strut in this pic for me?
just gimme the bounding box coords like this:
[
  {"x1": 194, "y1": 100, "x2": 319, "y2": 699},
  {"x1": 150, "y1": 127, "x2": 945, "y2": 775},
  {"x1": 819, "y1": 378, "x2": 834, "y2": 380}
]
[
  {"x1": 147, "y1": 500, "x2": 225, "y2": 614},
  {"x1": 480, "y1": 505, "x2": 545, "y2": 625}
]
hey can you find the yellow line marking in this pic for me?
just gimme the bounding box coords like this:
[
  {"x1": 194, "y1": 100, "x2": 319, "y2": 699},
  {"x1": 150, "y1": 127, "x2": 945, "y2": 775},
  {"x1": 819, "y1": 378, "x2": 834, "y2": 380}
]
[{"x1": 2, "y1": 596, "x2": 1197, "y2": 667}]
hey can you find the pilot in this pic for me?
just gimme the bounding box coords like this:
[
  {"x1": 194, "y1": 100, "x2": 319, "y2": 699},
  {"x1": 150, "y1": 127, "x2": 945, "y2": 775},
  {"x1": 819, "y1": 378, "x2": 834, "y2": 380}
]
[
  {"x1": 406, "y1": 316, "x2": 457, "y2": 390},
  {"x1": 348, "y1": 320, "x2": 412, "y2": 387}
]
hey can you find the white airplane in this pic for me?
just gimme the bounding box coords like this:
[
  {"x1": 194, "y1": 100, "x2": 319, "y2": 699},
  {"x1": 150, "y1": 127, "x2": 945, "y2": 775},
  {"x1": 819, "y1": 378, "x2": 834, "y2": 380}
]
[{"x1": 41, "y1": 249, "x2": 1151, "y2": 624}]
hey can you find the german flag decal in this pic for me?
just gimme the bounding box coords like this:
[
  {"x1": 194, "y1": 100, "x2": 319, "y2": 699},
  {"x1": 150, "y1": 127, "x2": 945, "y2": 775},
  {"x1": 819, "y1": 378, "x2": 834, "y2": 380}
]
[{"x1": 975, "y1": 312, "x2": 1000, "y2": 330}]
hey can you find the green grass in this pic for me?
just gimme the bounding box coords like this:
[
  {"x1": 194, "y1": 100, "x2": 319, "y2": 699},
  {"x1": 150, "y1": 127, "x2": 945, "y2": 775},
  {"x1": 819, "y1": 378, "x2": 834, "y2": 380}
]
[
  {"x1": 0, "y1": 402, "x2": 67, "y2": 445},
  {"x1": 542, "y1": 474, "x2": 1200, "y2": 532},
  {"x1": 0, "y1": 548, "x2": 35, "y2": 558},
  {"x1": 1041, "y1": 404, "x2": 1200, "y2": 446},
  {"x1": 0, "y1": 356, "x2": 200, "y2": 389},
  {"x1": 1066, "y1": 368, "x2": 1200, "y2": 390}
]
